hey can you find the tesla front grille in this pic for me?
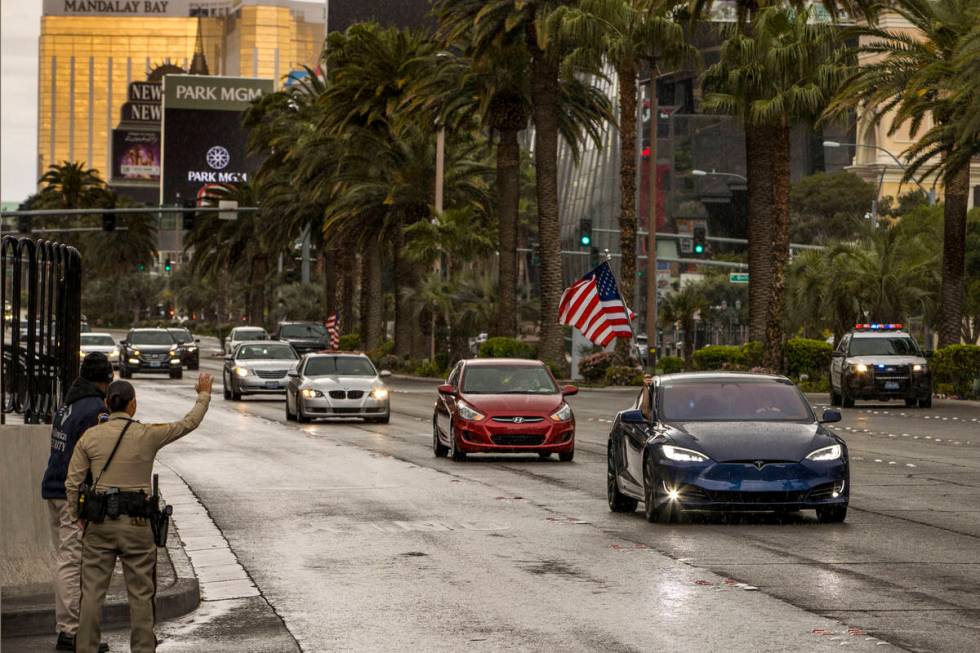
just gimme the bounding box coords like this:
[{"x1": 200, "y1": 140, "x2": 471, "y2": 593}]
[
  {"x1": 490, "y1": 434, "x2": 545, "y2": 446},
  {"x1": 705, "y1": 490, "x2": 808, "y2": 503},
  {"x1": 491, "y1": 416, "x2": 545, "y2": 423},
  {"x1": 255, "y1": 370, "x2": 286, "y2": 379}
]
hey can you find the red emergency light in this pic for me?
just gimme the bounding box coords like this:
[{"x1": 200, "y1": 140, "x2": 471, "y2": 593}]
[{"x1": 854, "y1": 323, "x2": 904, "y2": 331}]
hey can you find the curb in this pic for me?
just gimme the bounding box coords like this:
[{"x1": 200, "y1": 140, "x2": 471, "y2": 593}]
[{"x1": 1, "y1": 529, "x2": 200, "y2": 638}]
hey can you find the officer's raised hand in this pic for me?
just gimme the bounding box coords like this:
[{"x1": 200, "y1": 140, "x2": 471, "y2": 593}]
[{"x1": 195, "y1": 373, "x2": 214, "y2": 394}]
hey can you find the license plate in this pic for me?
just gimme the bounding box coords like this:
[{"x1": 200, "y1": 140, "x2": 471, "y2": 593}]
[
  {"x1": 265, "y1": 381, "x2": 279, "y2": 389},
  {"x1": 884, "y1": 381, "x2": 900, "y2": 390},
  {"x1": 150, "y1": 361, "x2": 161, "y2": 368}
]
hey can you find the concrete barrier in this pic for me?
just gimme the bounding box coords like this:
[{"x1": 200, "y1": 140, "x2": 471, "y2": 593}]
[{"x1": 0, "y1": 425, "x2": 55, "y2": 590}]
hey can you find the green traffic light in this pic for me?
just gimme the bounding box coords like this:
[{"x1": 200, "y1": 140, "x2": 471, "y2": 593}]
[
  {"x1": 580, "y1": 235, "x2": 591, "y2": 247},
  {"x1": 694, "y1": 244, "x2": 704, "y2": 254}
]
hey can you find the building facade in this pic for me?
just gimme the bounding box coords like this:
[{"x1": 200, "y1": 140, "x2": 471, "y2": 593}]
[{"x1": 37, "y1": 0, "x2": 325, "y2": 186}]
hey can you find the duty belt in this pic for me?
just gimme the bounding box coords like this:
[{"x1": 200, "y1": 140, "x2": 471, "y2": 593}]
[{"x1": 103, "y1": 489, "x2": 155, "y2": 519}]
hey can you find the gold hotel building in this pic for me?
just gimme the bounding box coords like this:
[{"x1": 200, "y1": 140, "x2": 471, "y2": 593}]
[{"x1": 37, "y1": 0, "x2": 325, "y2": 185}]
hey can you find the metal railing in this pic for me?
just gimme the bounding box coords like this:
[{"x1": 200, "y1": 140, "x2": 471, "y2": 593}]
[{"x1": 1, "y1": 236, "x2": 82, "y2": 424}]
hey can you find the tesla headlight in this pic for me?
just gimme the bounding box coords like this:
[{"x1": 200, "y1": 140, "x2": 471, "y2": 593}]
[
  {"x1": 806, "y1": 444, "x2": 842, "y2": 462},
  {"x1": 457, "y1": 401, "x2": 485, "y2": 422},
  {"x1": 301, "y1": 388, "x2": 324, "y2": 398},
  {"x1": 234, "y1": 366, "x2": 251, "y2": 377},
  {"x1": 370, "y1": 387, "x2": 389, "y2": 400},
  {"x1": 913, "y1": 363, "x2": 926, "y2": 372},
  {"x1": 661, "y1": 445, "x2": 710, "y2": 463},
  {"x1": 550, "y1": 403, "x2": 572, "y2": 422},
  {"x1": 852, "y1": 363, "x2": 869, "y2": 374}
]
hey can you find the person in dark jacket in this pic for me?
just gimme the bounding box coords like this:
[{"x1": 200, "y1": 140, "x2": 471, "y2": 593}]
[{"x1": 41, "y1": 352, "x2": 113, "y2": 652}]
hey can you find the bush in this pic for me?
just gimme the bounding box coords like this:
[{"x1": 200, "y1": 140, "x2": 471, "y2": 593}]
[
  {"x1": 692, "y1": 345, "x2": 745, "y2": 371},
  {"x1": 338, "y1": 333, "x2": 361, "y2": 351},
  {"x1": 740, "y1": 341, "x2": 764, "y2": 368},
  {"x1": 604, "y1": 365, "x2": 644, "y2": 386},
  {"x1": 479, "y1": 336, "x2": 535, "y2": 359},
  {"x1": 579, "y1": 351, "x2": 614, "y2": 383},
  {"x1": 414, "y1": 359, "x2": 445, "y2": 379},
  {"x1": 798, "y1": 377, "x2": 830, "y2": 393},
  {"x1": 376, "y1": 354, "x2": 399, "y2": 374},
  {"x1": 784, "y1": 338, "x2": 833, "y2": 378},
  {"x1": 659, "y1": 356, "x2": 685, "y2": 375},
  {"x1": 931, "y1": 344, "x2": 980, "y2": 398}
]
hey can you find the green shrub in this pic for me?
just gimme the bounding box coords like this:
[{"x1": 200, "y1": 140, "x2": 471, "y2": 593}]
[
  {"x1": 376, "y1": 354, "x2": 399, "y2": 374},
  {"x1": 798, "y1": 377, "x2": 830, "y2": 393},
  {"x1": 693, "y1": 345, "x2": 745, "y2": 371},
  {"x1": 435, "y1": 351, "x2": 450, "y2": 371},
  {"x1": 931, "y1": 344, "x2": 980, "y2": 398},
  {"x1": 338, "y1": 333, "x2": 361, "y2": 351},
  {"x1": 659, "y1": 356, "x2": 685, "y2": 375},
  {"x1": 604, "y1": 365, "x2": 644, "y2": 386},
  {"x1": 579, "y1": 351, "x2": 614, "y2": 383},
  {"x1": 414, "y1": 359, "x2": 445, "y2": 378},
  {"x1": 740, "y1": 341, "x2": 764, "y2": 368},
  {"x1": 479, "y1": 336, "x2": 535, "y2": 359},
  {"x1": 784, "y1": 338, "x2": 833, "y2": 378}
]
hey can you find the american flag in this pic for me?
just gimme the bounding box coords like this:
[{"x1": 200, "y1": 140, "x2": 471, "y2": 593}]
[
  {"x1": 558, "y1": 261, "x2": 635, "y2": 347},
  {"x1": 325, "y1": 313, "x2": 340, "y2": 350}
]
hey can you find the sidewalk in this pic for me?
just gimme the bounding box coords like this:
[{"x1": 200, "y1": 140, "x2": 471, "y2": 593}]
[{"x1": 2, "y1": 521, "x2": 199, "y2": 639}]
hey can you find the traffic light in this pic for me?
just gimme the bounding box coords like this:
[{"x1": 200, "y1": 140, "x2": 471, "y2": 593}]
[
  {"x1": 137, "y1": 262, "x2": 146, "y2": 272},
  {"x1": 693, "y1": 226, "x2": 707, "y2": 256},
  {"x1": 579, "y1": 219, "x2": 593, "y2": 248},
  {"x1": 182, "y1": 199, "x2": 197, "y2": 231},
  {"x1": 102, "y1": 212, "x2": 116, "y2": 232},
  {"x1": 163, "y1": 258, "x2": 172, "y2": 273}
]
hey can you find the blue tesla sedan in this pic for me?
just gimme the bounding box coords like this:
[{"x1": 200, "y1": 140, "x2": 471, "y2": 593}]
[{"x1": 607, "y1": 372, "x2": 849, "y2": 523}]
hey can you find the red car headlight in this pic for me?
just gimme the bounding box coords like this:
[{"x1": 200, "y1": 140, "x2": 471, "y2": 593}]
[
  {"x1": 550, "y1": 403, "x2": 572, "y2": 422},
  {"x1": 457, "y1": 401, "x2": 485, "y2": 422}
]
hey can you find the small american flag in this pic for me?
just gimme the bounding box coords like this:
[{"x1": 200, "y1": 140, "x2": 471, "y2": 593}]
[
  {"x1": 325, "y1": 313, "x2": 340, "y2": 350},
  {"x1": 558, "y1": 261, "x2": 635, "y2": 347}
]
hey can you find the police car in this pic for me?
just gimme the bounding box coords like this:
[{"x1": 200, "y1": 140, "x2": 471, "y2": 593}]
[{"x1": 829, "y1": 324, "x2": 932, "y2": 408}]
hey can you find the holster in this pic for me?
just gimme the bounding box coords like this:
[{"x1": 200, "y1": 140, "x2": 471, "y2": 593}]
[
  {"x1": 151, "y1": 504, "x2": 172, "y2": 547},
  {"x1": 77, "y1": 483, "x2": 107, "y2": 523}
]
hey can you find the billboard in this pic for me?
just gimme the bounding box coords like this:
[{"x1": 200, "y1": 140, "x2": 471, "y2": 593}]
[
  {"x1": 161, "y1": 75, "x2": 275, "y2": 204},
  {"x1": 112, "y1": 129, "x2": 161, "y2": 181}
]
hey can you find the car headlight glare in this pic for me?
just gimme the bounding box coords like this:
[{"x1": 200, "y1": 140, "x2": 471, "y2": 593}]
[
  {"x1": 132, "y1": 349, "x2": 141, "y2": 357},
  {"x1": 806, "y1": 444, "x2": 843, "y2": 462},
  {"x1": 550, "y1": 403, "x2": 572, "y2": 422},
  {"x1": 853, "y1": 363, "x2": 868, "y2": 374},
  {"x1": 370, "y1": 387, "x2": 389, "y2": 400},
  {"x1": 128, "y1": 358, "x2": 139, "y2": 365},
  {"x1": 234, "y1": 367, "x2": 250, "y2": 377},
  {"x1": 301, "y1": 388, "x2": 324, "y2": 399},
  {"x1": 913, "y1": 363, "x2": 925, "y2": 372},
  {"x1": 661, "y1": 445, "x2": 710, "y2": 463},
  {"x1": 186, "y1": 345, "x2": 197, "y2": 351},
  {"x1": 108, "y1": 350, "x2": 119, "y2": 360},
  {"x1": 457, "y1": 401, "x2": 485, "y2": 422}
]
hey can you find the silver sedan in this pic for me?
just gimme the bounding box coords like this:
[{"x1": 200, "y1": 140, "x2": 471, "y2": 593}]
[
  {"x1": 286, "y1": 353, "x2": 391, "y2": 424},
  {"x1": 223, "y1": 341, "x2": 299, "y2": 400}
]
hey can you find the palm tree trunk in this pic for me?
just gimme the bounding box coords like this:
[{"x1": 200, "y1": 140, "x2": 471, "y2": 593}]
[
  {"x1": 493, "y1": 128, "x2": 520, "y2": 338},
  {"x1": 323, "y1": 248, "x2": 337, "y2": 318},
  {"x1": 392, "y1": 233, "x2": 416, "y2": 358},
  {"x1": 253, "y1": 255, "x2": 268, "y2": 328},
  {"x1": 363, "y1": 245, "x2": 383, "y2": 350},
  {"x1": 763, "y1": 121, "x2": 791, "y2": 370},
  {"x1": 528, "y1": 29, "x2": 564, "y2": 371},
  {"x1": 336, "y1": 242, "x2": 356, "y2": 335},
  {"x1": 939, "y1": 163, "x2": 970, "y2": 347},
  {"x1": 615, "y1": 62, "x2": 638, "y2": 365},
  {"x1": 745, "y1": 123, "x2": 775, "y2": 345}
]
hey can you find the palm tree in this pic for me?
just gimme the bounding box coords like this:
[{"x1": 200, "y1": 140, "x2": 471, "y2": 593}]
[
  {"x1": 703, "y1": 5, "x2": 847, "y2": 368},
  {"x1": 825, "y1": 0, "x2": 980, "y2": 346},
  {"x1": 36, "y1": 161, "x2": 107, "y2": 209}
]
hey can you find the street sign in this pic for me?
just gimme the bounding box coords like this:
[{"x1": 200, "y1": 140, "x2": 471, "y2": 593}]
[
  {"x1": 218, "y1": 200, "x2": 239, "y2": 221},
  {"x1": 729, "y1": 272, "x2": 749, "y2": 284}
]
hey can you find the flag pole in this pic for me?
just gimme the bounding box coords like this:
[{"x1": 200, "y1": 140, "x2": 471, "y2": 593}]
[{"x1": 603, "y1": 250, "x2": 639, "y2": 363}]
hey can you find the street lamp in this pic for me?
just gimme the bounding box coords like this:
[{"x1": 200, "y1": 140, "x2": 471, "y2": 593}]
[
  {"x1": 692, "y1": 168, "x2": 748, "y2": 183},
  {"x1": 822, "y1": 140, "x2": 935, "y2": 203}
]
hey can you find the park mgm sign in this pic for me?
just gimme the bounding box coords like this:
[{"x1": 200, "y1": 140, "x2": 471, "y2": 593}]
[{"x1": 161, "y1": 75, "x2": 274, "y2": 204}]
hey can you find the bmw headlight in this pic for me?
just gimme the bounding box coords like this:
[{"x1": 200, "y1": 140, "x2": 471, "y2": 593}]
[
  {"x1": 457, "y1": 401, "x2": 485, "y2": 422},
  {"x1": 550, "y1": 403, "x2": 572, "y2": 422},
  {"x1": 108, "y1": 350, "x2": 119, "y2": 361},
  {"x1": 234, "y1": 366, "x2": 251, "y2": 378},
  {"x1": 806, "y1": 444, "x2": 843, "y2": 462},
  {"x1": 370, "y1": 387, "x2": 389, "y2": 400},
  {"x1": 661, "y1": 445, "x2": 710, "y2": 463},
  {"x1": 301, "y1": 388, "x2": 324, "y2": 399}
]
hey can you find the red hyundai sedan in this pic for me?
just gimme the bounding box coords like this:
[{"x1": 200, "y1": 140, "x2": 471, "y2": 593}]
[{"x1": 433, "y1": 359, "x2": 577, "y2": 462}]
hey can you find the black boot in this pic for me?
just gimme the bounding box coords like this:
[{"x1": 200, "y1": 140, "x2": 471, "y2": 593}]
[{"x1": 55, "y1": 631, "x2": 109, "y2": 652}]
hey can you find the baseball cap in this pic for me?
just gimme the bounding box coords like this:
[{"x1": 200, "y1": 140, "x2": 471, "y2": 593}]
[{"x1": 80, "y1": 352, "x2": 114, "y2": 384}]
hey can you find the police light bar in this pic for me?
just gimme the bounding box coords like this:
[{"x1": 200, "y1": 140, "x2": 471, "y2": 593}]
[{"x1": 854, "y1": 323, "x2": 904, "y2": 331}]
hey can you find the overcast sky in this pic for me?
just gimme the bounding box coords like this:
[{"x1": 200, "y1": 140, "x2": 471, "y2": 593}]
[{"x1": 1, "y1": 0, "x2": 42, "y2": 203}]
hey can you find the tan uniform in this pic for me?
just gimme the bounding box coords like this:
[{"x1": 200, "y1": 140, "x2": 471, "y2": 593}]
[{"x1": 65, "y1": 391, "x2": 210, "y2": 653}]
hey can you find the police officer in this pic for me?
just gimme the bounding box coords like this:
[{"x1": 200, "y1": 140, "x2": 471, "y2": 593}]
[
  {"x1": 65, "y1": 373, "x2": 213, "y2": 653},
  {"x1": 41, "y1": 352, "x2": 113, "y2": 652}
]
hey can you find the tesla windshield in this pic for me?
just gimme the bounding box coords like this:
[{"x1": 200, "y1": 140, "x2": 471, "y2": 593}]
[
  {"x1": 305, "y1": 356, "x2": 375, "y2": 376},
  {"x1": 661, "y1": 380, "x2": 812, "y2": 421},
  {"x1": 237, "y1": 344, "x2": 297, "y2": 360},
  {"x1": 849, "y1": 337, "x2": 919, "y2": 356},
  {"x1": 81, "y1": 334, "x2": 114, "y2": 346},
  {"x1": 462, "y1": 366, "x2": 559, "y2": 394},
  {"x1": 281, "y1": 324, "x2": 327, "y2": 338},
  {"x1": 129, "y1": 331, "x2": 175, "y2": 346}
]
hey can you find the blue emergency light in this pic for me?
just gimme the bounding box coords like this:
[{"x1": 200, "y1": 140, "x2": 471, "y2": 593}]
[{"x1": 854, "y1": 323, "x2": 904, "y2": 331}]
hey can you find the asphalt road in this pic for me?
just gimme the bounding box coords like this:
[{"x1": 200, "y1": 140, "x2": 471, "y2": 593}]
[{"x1": 8, "y1": 347, "x2": 979, "y2": 652}]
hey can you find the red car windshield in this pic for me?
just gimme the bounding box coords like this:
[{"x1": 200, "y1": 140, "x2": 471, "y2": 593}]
[
  {"x1": 661, "y1": 380, "x2": 812, "y2": 422},
  {"x1": 462, "y1": 366, "x2": 558, "y2": 395}
]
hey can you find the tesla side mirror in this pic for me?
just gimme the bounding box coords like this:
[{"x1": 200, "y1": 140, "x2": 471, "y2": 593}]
[
  {"x1": 621, "y1": 409, "x2": 649, "y2": 424},
  {"x1": 379, "y1": 370, "x2": 392, "y2": 378},
  {"x1": 820, "y1": 408, "x2": 842, "y2": 424},
  {"x1": 437, "y1": 383, "x2": 456, "y2": 396},
  {"x1": 561, "y1": 384, "x2": 578, "y2": 396}
]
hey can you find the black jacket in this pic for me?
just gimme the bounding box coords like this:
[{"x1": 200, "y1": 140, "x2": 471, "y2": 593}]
[{"x1": 41, "y1": 378, "x2": 107, "y2": 500}]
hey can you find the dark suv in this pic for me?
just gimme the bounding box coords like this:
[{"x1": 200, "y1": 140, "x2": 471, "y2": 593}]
[
  {"x1": 274, "y1": 321, "x2": 329, "y2": 355},
  {"x1": 118, "y1": 328, "x2": 183, "y2": 379},
  {"x1": 829, "y1": 324, "x2": 932, "y2": 408},
  {"x1": 167, "y1": 327, "x2": 200, "y2": 370}
]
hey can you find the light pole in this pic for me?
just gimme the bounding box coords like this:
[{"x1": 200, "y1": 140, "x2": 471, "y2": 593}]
[
  {"x1": 692, "y1": 168, "x2": 748, "y2": 183},
  {"x1": 822, "y1": 140, "x2": 936, "y2": 204}
]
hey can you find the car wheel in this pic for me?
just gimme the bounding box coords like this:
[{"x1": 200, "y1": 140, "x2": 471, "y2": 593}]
[
  {"x1": 919, "y1": 396, "x2": 932, "y2": 409},
  {"x1": 643, "y1": 457, "x2": 672, "y2": 524},
  {"x1": 369, "y1": 412, "x2": 390, "y2": 424},
  {"x1": 120, "y1": 366, "x2": 130, "y2": 379},
  {"x1": 841, "y1": 384, "x2": 855, "y2": 409},
  {"x1": 448, "y1": 424, "x2": 466, "y2": 462},
  {"x1": 189, "y1": 360, "x2": 199, "y2": 371},
  {"x1": 285, "y1": 393, "x2": 296, "y2": 421},
  {"x1": 904, "y1": 398, "x2": 917, "y2": 407},
  {"x1": 829, "y1": 385, "x2": 842, "y2": 407},
  {"x1": 816, "y1": 504, "x2": 847, "y2": 523},
  {"x1": 296, "y1": 398, "x2": 311, "y2": 423},
  {"x1": 223, "y1": 375, "x2": 231, "y2": 400},
  {"x1": 433, "y1": 420, "x2": 448, "y2": 458},
  {"x1": 170, "y1": 369, "x2": 183, "y2": 380},
  {"x1": 538, "y1": 452, "x2": 552, "y2": 460},
  {"x1": 558, "y1": 449, "x2": 574, "y2": 463},
  {"x1": 607, "y1": 444, "x2": 637, "y2": 513}
]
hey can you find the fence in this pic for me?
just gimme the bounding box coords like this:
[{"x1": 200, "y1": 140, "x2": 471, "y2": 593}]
[{"x1": 1, "y1": 236, "x2": 82, "y2": 424}]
